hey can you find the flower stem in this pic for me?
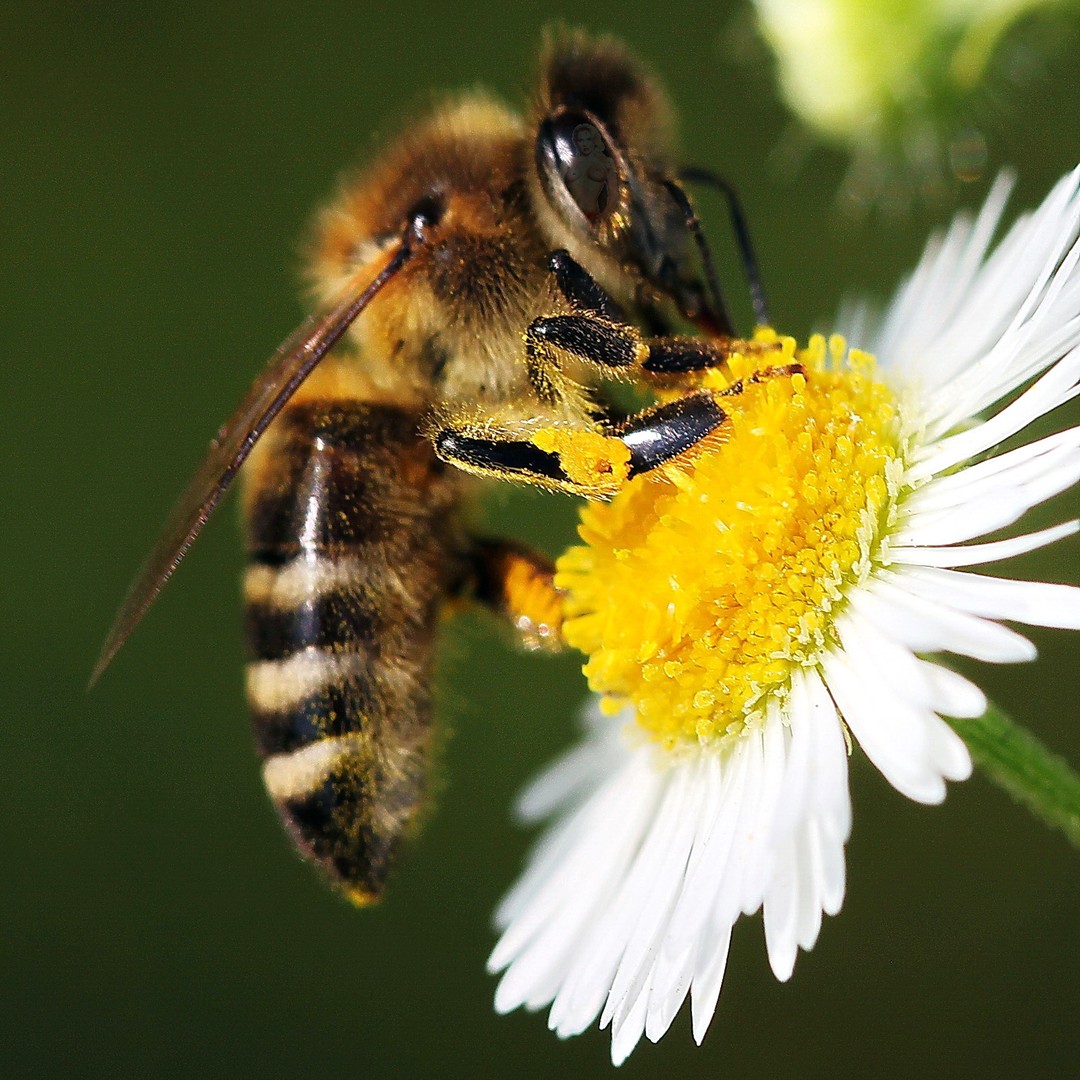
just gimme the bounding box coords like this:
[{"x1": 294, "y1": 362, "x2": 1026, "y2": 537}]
[{"x1": 948, "y1": 705, "x2": 1080, "y2": 848}]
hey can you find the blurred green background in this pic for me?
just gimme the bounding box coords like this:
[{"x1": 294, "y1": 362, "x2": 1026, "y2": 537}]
[{"x1": 4, "y1": 1, "x2": 1080, "y2": 1076}]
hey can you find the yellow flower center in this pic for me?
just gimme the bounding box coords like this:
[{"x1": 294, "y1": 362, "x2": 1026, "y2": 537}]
[{"x1": 557, "y1": 331, "x2": 905, "y2": 748}]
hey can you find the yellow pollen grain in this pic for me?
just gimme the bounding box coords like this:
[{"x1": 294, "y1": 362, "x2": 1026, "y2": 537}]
[
  {"x1": 531, "y1": 428, "x2": 631, "y2": 495},
  {"x1": 556, "y1": 331, "x2": 902, "y2": 748}
]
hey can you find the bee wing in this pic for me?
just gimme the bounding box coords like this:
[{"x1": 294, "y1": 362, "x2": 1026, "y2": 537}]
[{"x1": 91, "y1": 245, "x2": 411, "y2": 686}]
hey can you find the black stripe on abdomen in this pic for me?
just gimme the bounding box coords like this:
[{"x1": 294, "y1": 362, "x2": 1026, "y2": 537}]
[
  {"x1": 245, "y1": 590, "x2": 382, "y2": 665},
  {"x1": 259, "y1": 733, "x2": 415, "y2": 906}
]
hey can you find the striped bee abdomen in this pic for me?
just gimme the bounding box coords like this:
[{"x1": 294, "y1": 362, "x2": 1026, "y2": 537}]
[{"x1": 243, "y1": 400, "x2": 465, "y2": 904}]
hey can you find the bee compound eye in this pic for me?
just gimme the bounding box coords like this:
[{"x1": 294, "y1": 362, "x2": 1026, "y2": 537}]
[{"x1": 537, "y1": 111, "x2": 620, "y2": 228}]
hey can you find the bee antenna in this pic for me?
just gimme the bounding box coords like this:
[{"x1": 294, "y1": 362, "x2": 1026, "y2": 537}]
[{"x1": 679, "y1": 167, "x2": 771, "y2": 329}]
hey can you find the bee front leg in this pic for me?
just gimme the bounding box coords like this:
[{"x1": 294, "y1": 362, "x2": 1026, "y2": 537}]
[
  {"x1": 547, "y1": 249, "x2": 627, "y2": 321},
  {"x1": 527, "y1": 309, "x2": 751, "y2": 383},
  {"x1": 533, "y1": 249, "x2": 755, "y2": 382}
]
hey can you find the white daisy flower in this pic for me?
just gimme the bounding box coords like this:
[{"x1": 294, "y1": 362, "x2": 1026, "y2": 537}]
[{"x1": 488, "y1": 167, "x2": 1080, "y2": 1065}]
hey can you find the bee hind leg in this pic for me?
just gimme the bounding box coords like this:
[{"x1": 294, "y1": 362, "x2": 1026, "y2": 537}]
[
  {"x1": 459, "y1": 538, "x2": 564, "y2": 651},
  {"x1": 433, "y1": 421, "x2": 620, "y2": 498},
  {"x1": 612, "y1": 392, "x2": 731, "y2": 477}
]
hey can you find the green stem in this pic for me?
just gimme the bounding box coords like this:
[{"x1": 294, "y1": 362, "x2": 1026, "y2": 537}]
[{"x1": 947, "y1": 705, "x2": 1080, "y2": 849}]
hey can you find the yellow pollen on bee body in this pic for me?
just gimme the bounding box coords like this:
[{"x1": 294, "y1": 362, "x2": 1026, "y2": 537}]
[
  {"x1": 530, "y1": 427, "x2": 631, "y2": 497},
  {"x1": 556, "y1": 330, "x2": 904, "y2": 748}
]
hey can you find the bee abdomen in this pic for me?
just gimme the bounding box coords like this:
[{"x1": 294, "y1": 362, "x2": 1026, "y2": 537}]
[
  {"x1": 242, "y1": 400, "x2": 463, "y2": 903},
  {"x1": 244, "y1": 646, "x2": 381, "y2": 756},
  {"x1": 258, "y1": 729, "x2": 421, "y2": 907}
]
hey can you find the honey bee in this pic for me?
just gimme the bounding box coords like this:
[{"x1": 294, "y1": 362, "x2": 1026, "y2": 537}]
[{"x1": 94, "y1": 29, "x2": 772, "y2": 905}]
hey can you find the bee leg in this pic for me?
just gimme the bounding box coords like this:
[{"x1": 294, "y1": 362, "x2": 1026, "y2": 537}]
[
  {"x1": 526, "y1": 313, "x2": 643, "y2": 402},
  {"x1": 612, "y1": 392, "x2": 730, "y2": 478},
  {"x1": 434, "y1": 420, "x2": 620, "y2": 498},
  {"x1": 434, "y1": 391, "x2": 731, "y2": 498},
  {"x1": 713, "y1": 362, "x2": 805, "y2": 397},
  {"x1": 461, "y1": 538, "x2": 564, "y2": 651},
  {"x1": 525, "y1": 250, "x2": 638, "y2": 403},
  {"x1": 548, "y1": 249, "x2": 627, "y2": 321},
  {"x1": 527, "y1": 308, "x2": 756, "y2": 382},
  {"x1": 529, "y1": 252, "x2": 762, "y2": 390}
]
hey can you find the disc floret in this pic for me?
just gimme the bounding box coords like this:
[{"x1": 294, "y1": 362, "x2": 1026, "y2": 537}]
[{"x1": 558, "y1": 332, "x2": 905, "y2": 748}]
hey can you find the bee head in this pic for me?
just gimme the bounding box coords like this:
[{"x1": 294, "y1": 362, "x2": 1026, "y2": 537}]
[{"x1": 532, "y1": 29, "x2": 710, "y2": 325}]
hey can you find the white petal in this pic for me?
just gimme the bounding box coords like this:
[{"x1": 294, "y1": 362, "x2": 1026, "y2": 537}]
[
  {"x1": 742, "y1": 710, "x2": 794, "y2": 898},
  {"x1": 891, "y1": 520, "x2": 1079, "y2": 567},
  {"x1": 904, "y1": 427, "x2": 1080, "y2": 516},
  {"x1": 857, "y1": 578, "x2": 1037, "y2": 663},
  {"x1": 873, "y1": 173, "x2": 1014, "y2": 373},
  {"x1": 822, "y1": 648, "x2": 948, "y2": 804},
  {"x1": 916, "y1": 660, "x2": 987, "y2": 721},
  {"x1": 490, "y1": 687, "x2": 856, "y2": 1062},
  {"x1": 817, "y1": 817, "x2": 847, "y2": 916},
  {"x1": 918, "y1": 168, "x2": 1080, "y2": 425},
  {"x1": 794, "y1": 824, "x2": 826, "y2": 949},
  {"x1": 762, "y1": 833, "x2": 801, "y2": 981},
  {"x1": 652, "y1": 744, "x2": 752, "y2": 1014},
  {"x1": 689, "y1": 924, "x2": 732, "y2": 1045},
  {"x1": 514, "y1": 701, "x2": 626, "y2": 822},
  {"x1": 493, "y1": 744, "x2": 641, "y2": 930},
  {"x1": 823, "y1": 632, "x2": 977, "y2": 803},
  {"x1": 907, "y1": 344, "x2": 1080, "y2": 482},
  {"x1": 698, "y1": 731, "x2": 770, "y2": 932},
  {"x1": 836, "y1": 607, "x2": 942, "y2": 713},
  {"x1": 878, "y1": 168, "x2": 1080, "y2": 441},
  {"x1": 761, "y1": 670, "x2": 849, "y2": 981},
  {"x1": 803, "y1": 672, "x2": 853, "y2": 846},
  {"x1": 924, "y1": 705, "x2": 974, "y2": 782},
  {"x1": 899, "y1": 453, "x2": 1080, "y2": 546},
  {"x1": 610, "y1": 988, "x2": 648, "y2": 1066},
  {"x1": 490, "y1": 748, "x2": 662, "y2": 994},
  {"x1": 600, "y1": 766, "x2": 704, "y2": 1033},
  {"x1": 894, "y1": 566, "x2": 1080, "y2": 630},
  {"x1": 834, "y1": 609, "x2": 981, "y2": 724}
]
